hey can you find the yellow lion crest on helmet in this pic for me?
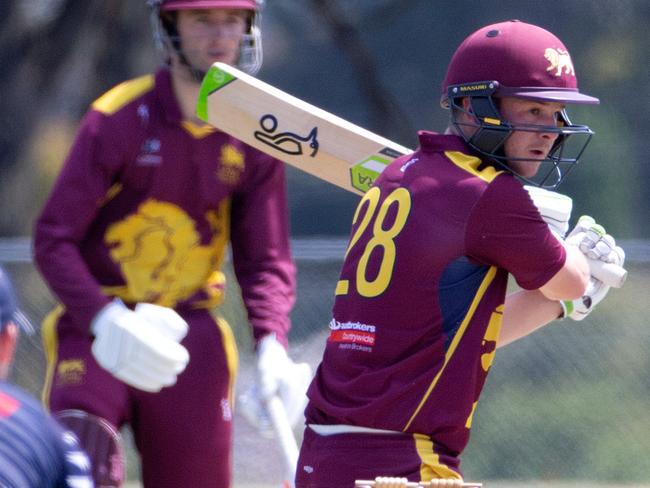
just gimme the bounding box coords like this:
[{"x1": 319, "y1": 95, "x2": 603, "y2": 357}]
[{"x1": 544, "y1": 47, "x2": 575, "y2": 77}]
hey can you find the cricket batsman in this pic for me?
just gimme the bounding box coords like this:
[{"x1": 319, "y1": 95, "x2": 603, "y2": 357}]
[{"x1": 296, "y1": 20, "x2": 625, "y2": 487}]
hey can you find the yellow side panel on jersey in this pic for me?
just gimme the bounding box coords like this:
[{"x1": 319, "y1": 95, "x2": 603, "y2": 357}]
[
  {"x1": 99, "y1": 183, "x2": 123, "y2": 207},
  {"x1": 403, "y1": 266, "x2": 497, "y2": 431},
  {"x1": 91, "y1": 74, "x2": 155, "y2": 115},
  {"x1": 480, "y1": 305, "x2": 503, "y2": 373},
  {"x1": 445, "y1": 151, "x2": 503, "y2": 183},
  {"x1": 465, "y1": 401, "x2": 478, "y2": 429},
  {"x1": 214, "y1": 316, "x2": 239, "y2": 407},
  {"x1": 414, "y1": 434, "x2": 463, "y2": 481},
  {"x1": 41, "y1": 305, "x2": 65, "y2": 410}
]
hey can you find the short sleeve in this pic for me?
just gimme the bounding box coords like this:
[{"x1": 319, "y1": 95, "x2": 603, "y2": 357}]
[{"x1": 465, "y1": 175, "x2": 566, "y2": 290}]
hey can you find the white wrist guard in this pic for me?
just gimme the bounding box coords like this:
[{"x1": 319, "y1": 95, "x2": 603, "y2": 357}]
[
  {"x1": 524, "y1": 185, "x2": 573, "y2": 239},
  {"x1": 240, "y1": 334, "x2": 312, "y2": 432},
  {"x1": 559, "y1": 276, "x2": 609, "y2": 321}
]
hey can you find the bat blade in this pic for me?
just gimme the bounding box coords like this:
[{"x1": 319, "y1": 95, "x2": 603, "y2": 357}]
[{"x1": 197, "y1": 62, "x2": 410, "y2": 194}]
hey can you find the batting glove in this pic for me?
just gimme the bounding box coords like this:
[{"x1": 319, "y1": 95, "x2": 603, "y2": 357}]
[
  {"x1": 240, "y1": 334, "x2": 312, "y2": 434},
  {"x1": 560, "y1": 217, "x2": 625, "y2": 321},
  {"x1": 524, "y1": 185, "x2": 573, "y2": 239},
  {"x1": 91, "y1": 299, "x2": 190, "y2": 392},
  {"x1": 559, "y1": 276, "x2": 610, "y2": 321},
  {"x1": 565, "y1": 216, "x2": 625, "y2": 264}
]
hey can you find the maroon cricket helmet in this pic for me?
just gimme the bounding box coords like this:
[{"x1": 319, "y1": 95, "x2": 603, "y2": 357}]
[
  {"x1": 153, "y1": 0, "x2": 263, "y2": 75},
  {"x1": 441, "y1": 20, "x2": 599, "y2": 106},
  {"x1": 160, "y1": 0, "x2": 257, "y2": 11}
]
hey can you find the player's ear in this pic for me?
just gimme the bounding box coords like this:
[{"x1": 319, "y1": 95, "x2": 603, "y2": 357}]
[{"x1": 454, "y1": 97, "x2": 474, "y2": 123}]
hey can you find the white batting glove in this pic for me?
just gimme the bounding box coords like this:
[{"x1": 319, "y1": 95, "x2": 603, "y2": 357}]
[
  {"x1": 131, "y1": 302, "x2": 189, "y2": 342},
  {"x1": 565, "y1": 215, "x2": 625, "y2": 265},
  {"x1": 559, "y1": 276, "x2": 610, "y2": 321},
  {"x1": 91, "y1": 299, "x2": 190, "y2": 392},
  {"x1": 560, "y1": 217, "x2": 625, "y2": 321},
  {"x1": 239, "y1": 334, "x2": 312, "y2": 434},
  {"x1": 524, "y1": 185, "x2": 573, "y2": 239}
]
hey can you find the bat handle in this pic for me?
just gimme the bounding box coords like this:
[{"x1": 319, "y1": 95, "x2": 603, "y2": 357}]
[
  {"x1": 588, "y1": 259, "x2": 627, "y2": 288},
  {"x1": 265, "y1": 394, "x2": 299, "y2": 486}
]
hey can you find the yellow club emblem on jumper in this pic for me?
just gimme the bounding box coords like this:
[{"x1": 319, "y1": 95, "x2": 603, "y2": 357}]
[
  {"x1": 57, "y1": 359, "x2": 86, "y2": 386},
  {"x1": 544, "y1": 47, "x2": 575, "y2": 76},
  {"x1": 217, "y1": 144, "x2": 245, "y2": 185}
]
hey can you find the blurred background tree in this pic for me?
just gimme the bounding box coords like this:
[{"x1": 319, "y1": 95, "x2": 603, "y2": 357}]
[{"x1": 1, "y1": 0, "x2": 648, "y2": 238}]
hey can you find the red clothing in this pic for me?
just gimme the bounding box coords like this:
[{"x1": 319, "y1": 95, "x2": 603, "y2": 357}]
[
  {"x1": 296, "y1": 427, "x2": 461, "y2": 488},
  {"x1": 302, "y1": 132, "x2": 565, "y2": 480},
  {"x1": 42, "y1": 308, "x2": 235, "y2": 487},
  {"x1": 34, "y1": 68, "x2": 295, "y2": 346},
  {"x1": 35, "y1": 68, "x2": 295, "y2": 487}
]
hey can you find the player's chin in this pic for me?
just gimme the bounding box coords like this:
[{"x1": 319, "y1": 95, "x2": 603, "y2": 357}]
[
  {"x1": 520, "y1": 160, "x2": 543, "y2": 178},
  {"x1": 205, "y1": 53, "x2": 238, "y2": 68},
  {"x1": 508, "y1": 159, "x2": 542, "y2": 178}
]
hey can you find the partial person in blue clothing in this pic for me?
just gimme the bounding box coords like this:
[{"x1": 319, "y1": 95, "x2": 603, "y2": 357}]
[{"x1": 0, "y1": 265, "x2": 94, "y2": 488}]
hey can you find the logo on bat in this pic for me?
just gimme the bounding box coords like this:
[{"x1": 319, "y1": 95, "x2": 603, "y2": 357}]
[
  {"x1": 254, "y1": 114, "x2": 319, "y2": 157},
  {"x1": 349, "y1": 147, "x2": 404, "y2": 193}
]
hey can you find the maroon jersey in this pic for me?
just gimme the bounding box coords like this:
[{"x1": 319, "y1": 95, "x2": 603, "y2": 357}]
[
  {"x1": 305, "y1": 132, "x2": 565, "y2": 458},
  {"x1": 33, "y1": 68, "x2": 295, "y2": 345}
]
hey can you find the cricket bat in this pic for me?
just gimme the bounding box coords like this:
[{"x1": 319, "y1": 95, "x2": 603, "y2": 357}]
[
  {"x1": 196, "y1": 62, "x2": 410, "y2": 195},
  {"x1": 196, "y1": 62, "x2": 627, "y2": 288}
]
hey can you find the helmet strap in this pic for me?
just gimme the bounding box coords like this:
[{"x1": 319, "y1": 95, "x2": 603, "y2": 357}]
[{"x1": 451, "y1": 94, "x2": 512, "y2": 161}]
